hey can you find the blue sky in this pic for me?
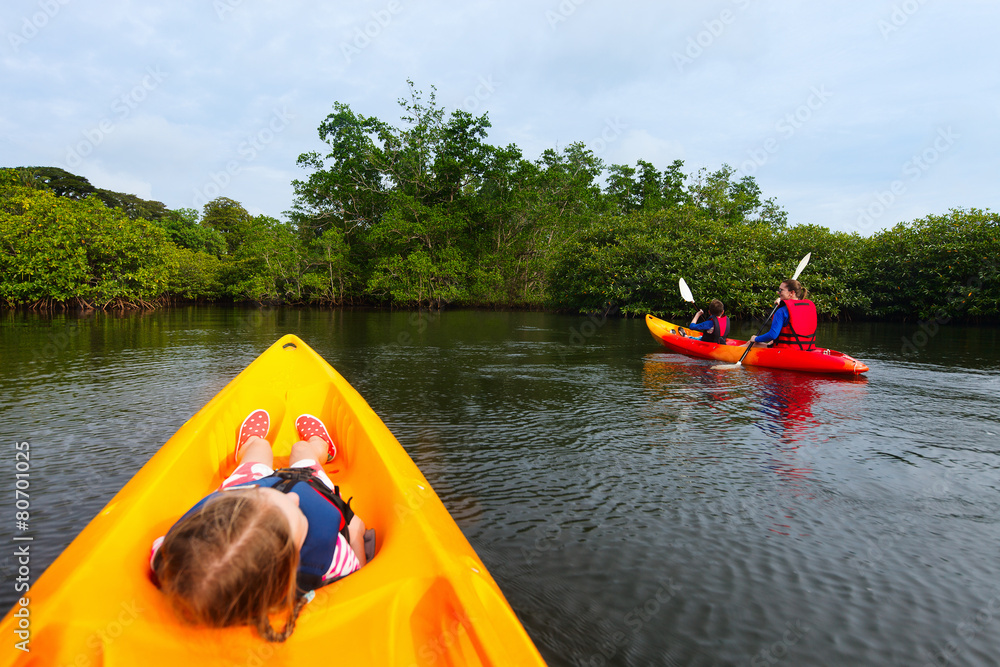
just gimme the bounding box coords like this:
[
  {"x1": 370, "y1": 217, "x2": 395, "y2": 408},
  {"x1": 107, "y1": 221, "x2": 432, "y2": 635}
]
[{"x1": 2, "y1": 0, "x2": 997, "y2": 235}]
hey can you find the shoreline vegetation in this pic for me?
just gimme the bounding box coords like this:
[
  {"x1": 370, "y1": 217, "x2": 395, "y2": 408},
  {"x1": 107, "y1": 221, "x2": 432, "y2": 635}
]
[{"x1": 3, "y1": 84, "x2": 998, "y2": 323}]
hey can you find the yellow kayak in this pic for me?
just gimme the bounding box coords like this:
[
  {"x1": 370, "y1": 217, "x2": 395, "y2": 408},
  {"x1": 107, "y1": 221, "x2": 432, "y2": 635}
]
[{"x1": 1, "y1": 335, "x2": 545, "y2": 666}]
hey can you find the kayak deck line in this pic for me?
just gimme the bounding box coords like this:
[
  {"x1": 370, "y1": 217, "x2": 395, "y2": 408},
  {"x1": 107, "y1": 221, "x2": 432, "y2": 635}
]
[
  {"x1": 645, "y1": 314, "x2": 869, "y2": 375},
  {"x1": 0, "y1": 334, "x2": 546, "y2": 666}
]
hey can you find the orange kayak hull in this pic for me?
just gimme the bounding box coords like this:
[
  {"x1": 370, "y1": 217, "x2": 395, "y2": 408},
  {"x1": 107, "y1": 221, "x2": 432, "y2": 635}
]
[{"x1": 646, "y1": 314, "x2": 869, "y2": 374}]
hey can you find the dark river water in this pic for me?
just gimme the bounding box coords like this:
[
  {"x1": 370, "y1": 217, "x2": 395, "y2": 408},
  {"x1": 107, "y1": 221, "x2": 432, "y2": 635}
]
[{"x1": 2, "y1": 308, "x2": 999, "y2": 666}]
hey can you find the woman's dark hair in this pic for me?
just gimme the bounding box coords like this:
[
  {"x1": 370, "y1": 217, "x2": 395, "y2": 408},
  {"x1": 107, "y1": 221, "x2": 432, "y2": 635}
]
[{"x1": 783, "y1": 279, "x2": 808, "y2": 300}]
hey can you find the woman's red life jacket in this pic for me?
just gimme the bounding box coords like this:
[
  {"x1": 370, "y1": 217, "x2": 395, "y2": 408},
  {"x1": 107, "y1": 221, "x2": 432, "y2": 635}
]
[{"x1": 774, "y1": 300, "x2": 817, "y2": 350}]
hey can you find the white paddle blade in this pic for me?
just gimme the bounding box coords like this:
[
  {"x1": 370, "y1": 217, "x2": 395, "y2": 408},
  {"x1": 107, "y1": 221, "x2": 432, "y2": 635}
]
[
  {"x1": 792, "y1": 252, "x2": 811, "y2": 280},
  {"x1": 678, "y1": 278, "x2": 695, "y2": 303}
]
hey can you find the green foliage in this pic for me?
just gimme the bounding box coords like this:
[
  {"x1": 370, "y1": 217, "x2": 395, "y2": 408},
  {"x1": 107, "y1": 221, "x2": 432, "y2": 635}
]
[
  {"x1": 367, "y1": 247, "x2": 467, "y2": 307},
  {"x1": 300, "y1": 226, "x2": 356, "y2": 305},
  {"x1": 288, "y1": 86, "x2": 800, "y2": 311},
  {"x1": 12, "y1": 166, "x2": 96, "y2": 199},
  {"x1": 8, "y1": 166, "x2": 170, "y2": 220},
  {"x1": 290, "y1": 82, "x2": 610, "y2": 307},
  {"x1": 93, "y1": 189, "x2": 169, "y2": 221},
  {"x1": 547, "y1": 212, "x2": 874, "y2": 320},
  {"x1": 858, "y1": 208, "x2": 1000, "y2": 320},
  {"x1": 223, "y1": 213, "x2": 303, "y2": 303},
  {"x1": 202, "y1": 197, "x2": 255, "y2": 255},
  {"x1": 157, "y1": 208, "x2": 227, "y2": 256},
  {"x1": 4, "y1": 109, "x2": 997, "y2": 321},
  {"x1": 686, "y1": 165, "x2": 787, "y2": 228},
  {"x1": 164, "y1": 245, "x2": 225, "y2": 300},
  {"x1": 289, "y1": 100, "x2": 393, "y2": 303},
  {"x1": 779, "y1": 225, "x2": 870, "y2": 318},
  {"x1": 0, "y1": 184, "x2": 170, "y2": 308},
  {"x1": 548, "y1": 211, "x2": 779, "y2": 317},
  {"x1": 547, "y1": 206, "x2": 998, "y2": 323}
]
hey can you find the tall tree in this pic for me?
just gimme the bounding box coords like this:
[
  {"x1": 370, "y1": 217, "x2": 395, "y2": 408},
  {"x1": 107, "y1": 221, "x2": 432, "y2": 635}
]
[
  {"x1": 202, "y1": 197, "x2": 254, "y2": 255},
  {"x1": 606, "y1": 163, "x2": 639, "y2": 215},
  {"x1": 688, "y1": 165, "x2": 787, "y2": 227}
]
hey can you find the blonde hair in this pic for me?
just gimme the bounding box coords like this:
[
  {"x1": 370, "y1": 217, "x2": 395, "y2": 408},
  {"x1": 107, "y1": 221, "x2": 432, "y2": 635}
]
[{"x1": 154, "y1": 490, "x2": 307, "y2": 642}]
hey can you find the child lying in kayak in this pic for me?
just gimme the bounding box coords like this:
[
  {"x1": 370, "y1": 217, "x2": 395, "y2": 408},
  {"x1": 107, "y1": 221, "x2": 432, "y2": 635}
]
[{"x1": 150, "y1": 410, "x2": 371, "y2": 642}]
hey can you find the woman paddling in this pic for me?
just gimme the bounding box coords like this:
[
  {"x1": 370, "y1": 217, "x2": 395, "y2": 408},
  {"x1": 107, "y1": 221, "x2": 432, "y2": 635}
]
[{"x1": 749, "y1": 279, "x2": 818, "y2": 350}]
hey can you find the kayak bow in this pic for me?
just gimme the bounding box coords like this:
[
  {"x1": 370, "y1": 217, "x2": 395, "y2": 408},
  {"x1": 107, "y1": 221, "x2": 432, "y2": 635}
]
[{"x1": 1, "y1": 335, "x2": 545, "y2": 666}]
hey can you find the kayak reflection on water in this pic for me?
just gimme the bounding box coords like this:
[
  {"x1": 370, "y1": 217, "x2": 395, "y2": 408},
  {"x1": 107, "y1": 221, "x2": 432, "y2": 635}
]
[
  {"x1": 755, "y1": 368, "x2": 864, "y2": 439},
  {"x1": 641, "y1": 355, "x2": 870, "y2": 536}
]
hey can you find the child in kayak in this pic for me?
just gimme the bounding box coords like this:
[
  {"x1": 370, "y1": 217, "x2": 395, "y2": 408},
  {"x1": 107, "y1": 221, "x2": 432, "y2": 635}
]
[
  {"x1": 688, "y1": 299, "x2": 729, "y2": 344},
  {"x1": 150, "y1": 410, "x2": 371, "y2": 642}
]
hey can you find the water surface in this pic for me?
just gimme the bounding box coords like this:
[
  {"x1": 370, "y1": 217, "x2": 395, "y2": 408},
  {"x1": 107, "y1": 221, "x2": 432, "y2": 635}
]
[{"x1": 1, "y1": 308, "x2": 998, "y2": 666}]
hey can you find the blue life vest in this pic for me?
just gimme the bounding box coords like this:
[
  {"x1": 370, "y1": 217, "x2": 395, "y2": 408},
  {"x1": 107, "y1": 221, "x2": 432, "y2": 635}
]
[
  {"x1": 168, "y1": 469, "x2": 352, "y2": 593},
  {"x1": 248, "y1": 470, "x2": 352, "y2": 592}
]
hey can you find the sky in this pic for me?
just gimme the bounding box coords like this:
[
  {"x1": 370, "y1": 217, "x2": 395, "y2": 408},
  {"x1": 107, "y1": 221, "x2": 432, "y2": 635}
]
[{"x1": 2, "y1": 0, "x2": 998, "y2": 236}]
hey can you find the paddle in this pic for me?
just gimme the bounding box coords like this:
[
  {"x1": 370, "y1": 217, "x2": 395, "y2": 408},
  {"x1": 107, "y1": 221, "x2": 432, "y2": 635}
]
[
  {"x1": 713, "y1": 252, "x2": 811, "y2": 370},
  {"x1": 678, "y1": 277, "x2": 709, "y2": 338},
  {"x1": 678, "y1": 278, "x2": 697, "y2": 335},
  {"x1": 678, "y1": 277, "x2": 695, "y2": 305}
]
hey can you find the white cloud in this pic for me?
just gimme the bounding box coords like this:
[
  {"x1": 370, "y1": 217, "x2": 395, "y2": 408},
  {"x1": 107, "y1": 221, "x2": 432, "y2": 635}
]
[
  {"x1": 74, "y1": 161, "x2": 153, "y2": 201},
  {"x1": 2, "y1": 0, "x2": 998, "y2": 233}
]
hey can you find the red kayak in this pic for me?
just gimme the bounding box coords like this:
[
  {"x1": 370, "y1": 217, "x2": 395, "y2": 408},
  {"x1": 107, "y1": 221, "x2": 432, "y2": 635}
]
[{"x1": 646, "y1": 314, "x2": 869, "y2": 375}]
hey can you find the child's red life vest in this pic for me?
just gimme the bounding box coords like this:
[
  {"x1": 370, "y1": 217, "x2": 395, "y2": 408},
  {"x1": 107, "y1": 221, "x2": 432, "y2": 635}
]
[
  {"x1": 774, "y1": 300, "x2": 817, "y2": 350},
  {"x1": 701, "y1": 315, "x2": 729, "y2": 344}
]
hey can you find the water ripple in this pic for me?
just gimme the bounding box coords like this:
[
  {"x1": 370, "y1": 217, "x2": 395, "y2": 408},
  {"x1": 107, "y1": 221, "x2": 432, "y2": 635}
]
[{"x1": 3, "y1": 312, "x2": 999, "y2": 666}]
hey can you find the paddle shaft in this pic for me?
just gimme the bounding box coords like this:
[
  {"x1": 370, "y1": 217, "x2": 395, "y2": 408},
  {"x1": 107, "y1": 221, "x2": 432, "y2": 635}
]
[{"x1": 735, "y1": 302, "x2": 780, "y2": 365}]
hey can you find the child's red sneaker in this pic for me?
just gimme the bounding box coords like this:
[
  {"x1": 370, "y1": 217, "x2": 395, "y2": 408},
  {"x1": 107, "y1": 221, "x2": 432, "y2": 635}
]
[
  {"x1": 295, "y1": 414, "x2": 337, "y2": 462},
  {"x1": 236, "y1": 409, "x2": 270, "y2": 460}
]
